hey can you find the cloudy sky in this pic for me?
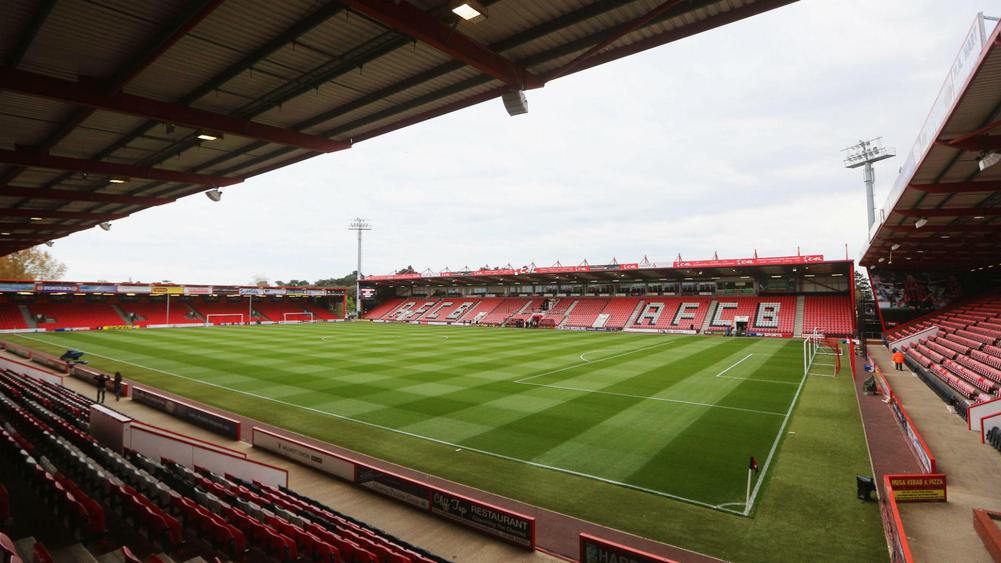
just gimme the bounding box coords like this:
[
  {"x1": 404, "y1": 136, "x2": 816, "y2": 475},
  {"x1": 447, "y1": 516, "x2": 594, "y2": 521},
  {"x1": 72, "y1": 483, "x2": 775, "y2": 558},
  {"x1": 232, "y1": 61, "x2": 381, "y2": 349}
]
[{"x1": 53, "y1": 1, "x2": 998, "y2": 285}]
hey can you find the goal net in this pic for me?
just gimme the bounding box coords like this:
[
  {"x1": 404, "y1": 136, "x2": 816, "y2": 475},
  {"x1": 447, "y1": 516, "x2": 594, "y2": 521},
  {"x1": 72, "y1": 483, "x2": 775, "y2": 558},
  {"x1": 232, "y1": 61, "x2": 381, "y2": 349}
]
[
  {"x1": 282, "y1": 312, "x2": 315, "y2": 324},
  {"x1": 803, "y1": 330, "x2": 843, "y2": 377},
  {"x1": 205, "y1": 313, "x2": 244, "y2": 326}
]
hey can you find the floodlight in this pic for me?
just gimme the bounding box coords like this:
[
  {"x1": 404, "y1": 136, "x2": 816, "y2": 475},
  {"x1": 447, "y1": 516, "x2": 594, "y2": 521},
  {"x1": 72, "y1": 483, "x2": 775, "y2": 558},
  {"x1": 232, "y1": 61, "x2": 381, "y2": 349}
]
[
  {"x1": 0, "y1": 232, "x2": 7, "y2": 236},
  {"x1": 197, "y1": 132, "x2": 222, "y2": 141},
  {"x1": 108, "y1": 177, "x2": 128, "y2": 184},
  {"x1": 205, "y1": 188, "x2": 222, "y2": 202},
  {"x1": 891, "y1": 243, "x2": 900, "y2": 250},
  {"x1": 29, "y1": 217, "x2": 43, "y2": 221},
  {"x1": 914, "y1": 217, "x2": 928, "y2": 229},
  {"x1": 450, "y1": 0, "x2": 487, "y2": 22},
  {"x1": 979, "y1": 152, "x2": 1000, "y2": 172},
  {"x1": 502, "y1": 90, "x2": 528, "y2": 116},
  {"x1": 44, "y1": 241, "x2": 54, "y2": 247},
  {"x1": 99, "y1": 222, "x2": 112, "y2": 231},
  {"x1": 878, "y1": 257, "x2": 885, "y2": 263}
]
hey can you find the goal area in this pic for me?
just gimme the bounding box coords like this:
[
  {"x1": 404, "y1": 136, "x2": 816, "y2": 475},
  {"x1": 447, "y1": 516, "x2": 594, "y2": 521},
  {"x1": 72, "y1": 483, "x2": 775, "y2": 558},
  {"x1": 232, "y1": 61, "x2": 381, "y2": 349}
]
[
  {"x1": 803, "y1": 330, "x2": 843, "y2": 377},
  {"x1": 282, "y1": 312, "x2": 315, "y2": 324},
  {"x1": 205, "y1": 313, "x2": 244, "y2": 326}
]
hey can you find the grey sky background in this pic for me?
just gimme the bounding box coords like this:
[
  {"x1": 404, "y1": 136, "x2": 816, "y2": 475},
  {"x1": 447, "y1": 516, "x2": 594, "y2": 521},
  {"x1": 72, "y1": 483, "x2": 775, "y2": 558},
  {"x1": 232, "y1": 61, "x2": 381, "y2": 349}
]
[{"x1": 52, "y1": 1, "x2": 997, "y2": 285}]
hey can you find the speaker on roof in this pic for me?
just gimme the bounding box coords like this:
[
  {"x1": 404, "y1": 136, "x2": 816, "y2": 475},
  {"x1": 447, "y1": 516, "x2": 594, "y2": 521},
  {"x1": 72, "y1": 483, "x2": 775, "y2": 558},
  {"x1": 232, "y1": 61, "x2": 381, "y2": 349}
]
[{"x1": 502, "y1": 90, "x2": 528, "y2": 116}]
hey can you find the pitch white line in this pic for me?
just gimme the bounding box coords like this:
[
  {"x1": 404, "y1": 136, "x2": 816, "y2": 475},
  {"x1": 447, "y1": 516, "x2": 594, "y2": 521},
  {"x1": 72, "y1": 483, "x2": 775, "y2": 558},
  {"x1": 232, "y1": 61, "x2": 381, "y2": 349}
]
[
  {"x1": 11, "y1": 333, "x2": 744, "y2": 515},
  {"x1": 715, "y1": 354, "x2": 754, "y2": 377},
  {"x1": 515, "y1": 338, "x2": 679, "y2": 384},
  {"x1": 742, "y1": 355, "x2": 810, "y2": 515},
  {"x1": 517, "y1": 381, "x2": 784, "y2": 416},
  {"x1": 713, "y1": 353, "x2": 799, "y2": 385}
]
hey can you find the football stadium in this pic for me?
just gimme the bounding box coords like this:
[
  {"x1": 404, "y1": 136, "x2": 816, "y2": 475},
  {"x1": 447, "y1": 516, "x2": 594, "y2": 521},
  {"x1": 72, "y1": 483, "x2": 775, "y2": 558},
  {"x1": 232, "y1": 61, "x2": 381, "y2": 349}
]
[{"x1": 0, "y1": 2, "x2": 999, "y2": 563}]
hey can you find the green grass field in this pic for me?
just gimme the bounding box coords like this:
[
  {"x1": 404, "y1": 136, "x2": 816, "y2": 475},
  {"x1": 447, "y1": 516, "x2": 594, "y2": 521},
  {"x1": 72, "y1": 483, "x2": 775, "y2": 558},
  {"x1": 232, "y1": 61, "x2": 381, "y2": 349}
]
[{"x1": 8, "y1": 323, "x2": 887, "y2": 562}]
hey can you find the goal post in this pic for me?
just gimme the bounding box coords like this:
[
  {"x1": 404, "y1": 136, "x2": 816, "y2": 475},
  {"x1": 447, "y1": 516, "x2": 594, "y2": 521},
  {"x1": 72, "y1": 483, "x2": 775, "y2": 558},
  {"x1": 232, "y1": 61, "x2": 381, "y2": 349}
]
[
  {"x1": 803, "y1": 329, "x2": 843, "y2": 377},
  {"x1": 205, "y1": 313, "x2": 244, "y2": 326},
  {"x1": 282, "y1": 312, "x2": 315, "y2": 324}
]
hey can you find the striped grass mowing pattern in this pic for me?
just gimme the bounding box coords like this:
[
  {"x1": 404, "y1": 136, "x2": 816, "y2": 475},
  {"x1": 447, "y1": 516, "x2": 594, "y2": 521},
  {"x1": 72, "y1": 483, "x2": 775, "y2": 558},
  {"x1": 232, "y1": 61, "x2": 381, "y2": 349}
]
[{"x1": 15, "y1": 322, "x2": 804, "y2": 512}]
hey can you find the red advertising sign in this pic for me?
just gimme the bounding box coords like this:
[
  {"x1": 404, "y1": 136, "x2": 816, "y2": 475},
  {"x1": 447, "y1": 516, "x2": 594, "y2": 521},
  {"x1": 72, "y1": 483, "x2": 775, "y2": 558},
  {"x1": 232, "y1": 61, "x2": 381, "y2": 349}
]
[
  {"x1": 887, "y1": 473, "x2": 947, "y2": 502},
  {"x1": 580, "y1": 534, "x2": 679, "y2": 563},
  {"x1": 673, "y1": 255, "x2": 824, "y2": 268}
]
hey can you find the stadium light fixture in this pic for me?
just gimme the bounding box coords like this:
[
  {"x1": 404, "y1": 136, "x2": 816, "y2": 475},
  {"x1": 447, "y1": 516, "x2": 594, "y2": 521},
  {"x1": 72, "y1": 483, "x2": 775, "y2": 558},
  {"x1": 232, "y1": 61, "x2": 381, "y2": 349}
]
[
  {"x1": 99, "y1": 222, "x2": 112, "y2": 231},
  {"x1": 891, "y1": 243, "x2": 900, "y2": 250},
  {"x1": 348, "y1": 218, "x2": 372, "y2": 318},
  {"x1": 29, "y1": 217, "x2": 43, "y2": 221},
  {"x1": 842, "y1": 137, "x2": 895, "y2": 231},
  {"x1": 878, "y1": 258, "x2": 885, "y2": 263},
  {"x1": 196, "y1": 132, "x2": 222, "y2": 141},
  {"x1": 979, "y1": 152, "x2": 1000, "y2": 172},
  {"x1": 108, "y1": 177, "x2": 128, "y2": 184},
  {"x1": 205, "y1": 187, "x2": 222, "y2": 202},
  {"x1": 44, "y1": 241, "x2": 54, "y2": 247},
  {"x1": 940, "y1": 235, "x2": 950, "y2": 239},
  {"x1": 914, "y1": 217, "x2": 928, "y2": 229},
  {"x1": 0, "y1": 232, "x2": 8, "y2": 236},
  {"x1": 831, "y1": 273, "x2": 844, "y2": 277},
  {"x1": 450, "y1": 0, "x2": 487, "y2": 22},
  {"x1": 974, "y1": 215, "x2": 986, "y2": 220}
]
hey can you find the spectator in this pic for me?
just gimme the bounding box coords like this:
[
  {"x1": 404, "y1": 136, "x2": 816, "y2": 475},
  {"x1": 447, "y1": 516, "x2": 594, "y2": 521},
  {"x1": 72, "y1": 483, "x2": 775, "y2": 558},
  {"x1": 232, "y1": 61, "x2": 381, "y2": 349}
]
[
  {"x1": 892, "y1": 348, "x2": 905, "y2": 371},
  {"x1": 113, "y1": 372, "x2": 123, "y2": 402},
  {"x1": 94, "y1": 373, "x2": 110, "y2": 403}
]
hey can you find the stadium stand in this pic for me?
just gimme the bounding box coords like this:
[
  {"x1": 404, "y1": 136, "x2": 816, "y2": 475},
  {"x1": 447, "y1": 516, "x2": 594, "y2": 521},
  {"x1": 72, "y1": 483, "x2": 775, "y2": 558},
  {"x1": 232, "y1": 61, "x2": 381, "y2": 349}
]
[
  {"x1": 119, "y1": 300, "x2": 201, "y2": 326},
  {"x1": 477, "y1": 298, "x2": 533, "y2": 326},
  {"x1": 252, "y1": 300, "x2": 319, "y2": 322},
  {"x1": 365, "y1": 298, "x2": 406, "y2": 320},
  {"x1": 598, "y1": 298, "x2": 643, "y2": 330},
  {"x1": 562, "y1": 298, "x2": 611, "y2": 329},
  {"x1": 537, "y1": 299, "x2": 575, "y2": 327},
  {"x1": 705, "y1": 296, "x2": 796, "y2": 335},
  {"x1": 27, "y1": 302, "x2": 127, "y2": 330},
  {"x1": 0, "y1": 303, "x2": 28, "y2": 330},
  {"x1": 303, "y1": 303, "x2": 340, "y2": 321},
  {"x1": 415, "y1": 298, "x2": 481, "y2": 323},
  {"x1": 627, "y1": 297, "x2": 714, "y2": 331},
  {"x1": 802, "y1": 295, "x2": 854, "y2": 337},
  {"x1": 0, "y1": 366, "x2": 445, "y2": 563},
  {"x1": 885, "y1": 293, "x2": 1001, "y2": 341},
  {"x1": 900, "y1": 294, "x2": 1001, "y2": 407},
  {"x1": 191, "y1": 299, "x2": 257, "y2": 324},
  {"x1": 453, "y1": 298, "x2": 505, "y2": 323}
]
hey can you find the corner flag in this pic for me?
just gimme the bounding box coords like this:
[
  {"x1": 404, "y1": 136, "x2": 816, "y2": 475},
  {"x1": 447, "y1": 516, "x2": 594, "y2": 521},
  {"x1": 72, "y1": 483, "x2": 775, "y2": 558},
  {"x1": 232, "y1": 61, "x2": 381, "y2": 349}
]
[{"x1": 749, "y1": 456, "x2": 760, "y2": 473}]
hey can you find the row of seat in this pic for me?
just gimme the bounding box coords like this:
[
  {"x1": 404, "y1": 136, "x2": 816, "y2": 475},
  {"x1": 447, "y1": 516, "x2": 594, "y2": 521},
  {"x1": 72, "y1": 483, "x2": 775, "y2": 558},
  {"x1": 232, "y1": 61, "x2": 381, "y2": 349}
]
[
  {"x1": 368, "y1": 295, "x2": 854, "y2": 335},
  {"x1": 0, "y1": 299, "x2": 341, "y2": 330},
  {"x1": 0, "y1": 366, "x2": 447, "y2": 563}
]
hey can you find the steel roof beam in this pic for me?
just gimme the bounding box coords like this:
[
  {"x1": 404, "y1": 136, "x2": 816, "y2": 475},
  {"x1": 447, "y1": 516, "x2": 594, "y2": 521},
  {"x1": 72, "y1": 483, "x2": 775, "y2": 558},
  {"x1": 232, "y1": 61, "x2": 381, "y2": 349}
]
[
  {"x1": 0, "y1": 208, "x2": 129, "y2": 220},
  {"x1": 5, "y1": 0, "x2": 56, "y2": 66},
  {"x1": 338, "y1": 0, "x2": 542, "y2": 88},
  {"x1": 0, "y1": 67, "x2": 350, "y2": 153},
  {"x1": 1, "y1": 0, "x2": 223, "y2": 188},
  {"x1": 909, "y1": 179, "x2": 1001, "y2": 193},
  {"x1": 896, "y1": 208, "x2": 1001, "y2": 218},
  {"x1": 0, "y1": 186, "x2": 173, "y2": 206},
  {"x1": 543, "y1": 0, "x2": 685, "y2": 82},
  {"x1": 0, "y1": 149, "x2": 242, "y2": 187},
  {"x1": 882, "y1": 224, "x2": 997, "y2": 232},
  {"x1": 0, "y1": 222, "x2": 86, "y2": 232},
  {"x1": 533, "y1": 0, "x2": 795, "y2": 77}
]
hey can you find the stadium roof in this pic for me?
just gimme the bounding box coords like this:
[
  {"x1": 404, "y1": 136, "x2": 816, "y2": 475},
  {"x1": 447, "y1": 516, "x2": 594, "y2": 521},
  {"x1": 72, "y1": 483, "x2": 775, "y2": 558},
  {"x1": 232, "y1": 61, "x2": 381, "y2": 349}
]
[
  {"x1": 0, "y1": 0, "x2": 794, "y2": 256},
  {"x1": 362, "y1": 254, "x2": 852, "y2": 287},
  {"x1": 861, "y1": 14, "x2": 1001, "y2": 272}
]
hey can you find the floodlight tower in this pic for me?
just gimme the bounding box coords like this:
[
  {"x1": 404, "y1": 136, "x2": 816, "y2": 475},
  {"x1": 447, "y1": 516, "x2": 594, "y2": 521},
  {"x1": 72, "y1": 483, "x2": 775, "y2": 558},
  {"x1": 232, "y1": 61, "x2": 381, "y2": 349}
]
[
  {"x1": 348, "y1": 218, "x2": 371, "y2": 317},
  {"x1": 842, "y1": 137, "x2": 895, "y2": 232}
]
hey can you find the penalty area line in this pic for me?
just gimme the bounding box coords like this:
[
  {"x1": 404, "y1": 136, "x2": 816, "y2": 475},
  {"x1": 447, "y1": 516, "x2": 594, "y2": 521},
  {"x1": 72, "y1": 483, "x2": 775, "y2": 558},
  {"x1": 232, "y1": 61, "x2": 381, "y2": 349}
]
[{"x1": 12, "y1": 334, "x2": 745, "y2": 515}]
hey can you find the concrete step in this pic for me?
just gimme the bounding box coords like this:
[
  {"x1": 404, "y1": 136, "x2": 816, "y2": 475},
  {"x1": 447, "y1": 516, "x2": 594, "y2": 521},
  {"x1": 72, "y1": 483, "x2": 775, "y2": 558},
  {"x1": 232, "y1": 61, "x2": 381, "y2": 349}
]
[{"x1": 51, "y1": 543, "x2": 100, "y2": 563}]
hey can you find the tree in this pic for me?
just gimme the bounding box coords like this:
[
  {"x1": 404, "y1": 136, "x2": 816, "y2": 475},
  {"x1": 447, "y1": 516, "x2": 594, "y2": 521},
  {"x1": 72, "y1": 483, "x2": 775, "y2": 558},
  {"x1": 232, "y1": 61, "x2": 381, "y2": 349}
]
[
  {"x1": 855, "y1": 270, "x2": 874, "y2": 302},
  {"x1": 252, "y1": 275, "x2": 269, "y2": 287},
  {"x1": 0, "y1": 247, "x2": 67, "y2": 280}
]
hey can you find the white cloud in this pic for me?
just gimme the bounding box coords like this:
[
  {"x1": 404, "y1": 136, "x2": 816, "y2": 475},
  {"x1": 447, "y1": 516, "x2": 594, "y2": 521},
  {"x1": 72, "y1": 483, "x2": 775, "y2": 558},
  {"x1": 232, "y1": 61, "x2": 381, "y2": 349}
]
[{"x1": 53, "y1": 1, "x2": 997, "y2": 283}]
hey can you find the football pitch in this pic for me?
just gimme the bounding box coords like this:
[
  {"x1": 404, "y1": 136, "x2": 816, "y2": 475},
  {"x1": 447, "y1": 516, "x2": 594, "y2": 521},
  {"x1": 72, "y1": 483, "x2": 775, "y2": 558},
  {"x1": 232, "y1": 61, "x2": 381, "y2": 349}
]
[{"x1": 8, "y1": 323, "x2": 886, "y2": 562}]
